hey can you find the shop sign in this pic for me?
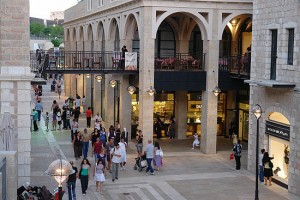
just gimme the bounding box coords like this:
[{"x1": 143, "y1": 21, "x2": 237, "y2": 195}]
[{"x1": 265, "y1": 120, "x2": 290, "y2": 141}]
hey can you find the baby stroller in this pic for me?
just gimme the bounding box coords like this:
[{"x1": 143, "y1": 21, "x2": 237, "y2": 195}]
[{"x1": 133, "y1": 154, "x2": 147, "y2": 172}]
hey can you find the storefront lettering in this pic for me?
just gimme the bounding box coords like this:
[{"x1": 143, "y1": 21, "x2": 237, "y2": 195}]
[{"x1": 265, "y1": 121, "x2": 290, "y2": 141}]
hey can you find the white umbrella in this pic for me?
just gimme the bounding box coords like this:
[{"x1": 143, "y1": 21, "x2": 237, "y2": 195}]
[{"x1": 0, "y1": 112, "x2": 14, "y2": 151}]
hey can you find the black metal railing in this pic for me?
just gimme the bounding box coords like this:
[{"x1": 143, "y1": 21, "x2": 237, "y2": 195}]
[
  {"x1": 219, "y1": 54, "x2": 251, "y2": 78},
  {"x1": 0, "y1": 157, "x2": 6, "y2": 200},
  {"x1": 154, "y1": 53, "x2": 206, "y2": 71}
]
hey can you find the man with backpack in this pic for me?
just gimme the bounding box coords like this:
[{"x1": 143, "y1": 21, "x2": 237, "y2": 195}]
[{"x1": 233, "y1": 139, "x2": 242, "y2": 170}]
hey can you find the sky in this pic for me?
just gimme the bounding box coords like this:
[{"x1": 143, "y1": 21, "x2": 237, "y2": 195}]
[{"x1": 30, "y1": 0, "x2": 78, "y2": 19}]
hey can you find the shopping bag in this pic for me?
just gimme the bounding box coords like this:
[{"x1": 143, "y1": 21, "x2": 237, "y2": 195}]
[{"x1": 230, "y1": 153, "x2": 234, "y2": 160}]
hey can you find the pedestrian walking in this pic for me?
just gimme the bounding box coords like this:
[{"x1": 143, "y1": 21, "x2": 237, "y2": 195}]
[
  {"x1": 97, "y1": 148, "x2": 107, "y2": 174},
  {"x1": 86, "y1": 107, "x2": 92, "y2": 128},
  {"x1": 93, "y1": 138, "x2": 102, "y2": 163},
  {"x1": 52, "y1": 111, "x2": 57, "y2": 131},
  {"x1": 121, "y1": 128, "x2": 128, "y2": 144},
  {"x1": 136, "y1": 130, "x2": 143, "y2": 157},
  {"x1": 57, "y1": 78, "x2": 62, "y2": 99},
  {"x1": 82, "y1": 128, "x2": 91, "y2": 158},
  {"x1": 119, "y1": 137, "x2": 127, "y2": 171},
  {"x1": 32, "y1": 109, "x2": 39, "y2": 131},
  {"x1": 56, "y1": 108, "x2": 62, "y2": 130},
  {"x1": 263, "y1": 152, "x2": 274, "y2": 186},
  {"x1": 168, "y1": 118, "x2": 176, "y2": 139},
  {"x1": 79, "y1": 158, "x2": 91, "y2": 195},
  {"x1": 94, "y1": 159, "x2": 105, "y2": 194},
  {"x1": 73, "y1": 131, "x2": 83, "y2": 160},
  {"x1": 259, "y1": 149, "x2": 265, "y2": 183},
  {"x1": 108, "y1": 125, "x2": 116, "y2": 141},
  {"x1": 110, "y1": 143, "x2": 121, "y2": 182},
  {"x1": 192, "y1": 132, "x2": 200, "y2": 149},
  {"x1": 66, "y1": 161, "x2": 78, "y2": 200},
  {"x1": 94, "y1": 119, "x2": 101, "y2": 133},
  {"x1": 71, "y1": 119, "x2": 78, "y2": 142},
  {"x1": 115, "y1": 121, "x2": 121, "y2": 145},
  {"x1": 145, "y1": 140, "x2": 155, "y2": 175},
  {"x1": 106, "y1": 138, "x2": 115, "y2": 173},
  {"x1": 66, "y1": 108, "x2": 71, "y2": 130},
  {"x1": 35, "y1": 100, "x2": 43, "y2": 121},
  {"x1": 45, "y1": 112, "x2": 49, "y2": 132},
  {"x1": 75, "y1": 94, "x2": 81, "y2": 109},
  {"x1": 94, "y1": 112, "x2": 102, "y2": 123},
  {"x1": 155, "y1": 117, "x2": 162, "y2": 139},
  {"x1": 91, "y1": 128, "x2": 100, "y2": 147},
  {"x1": 62, "y1": 108, "x2": 67, "y2": 130},
  {"x1": 233, "y1": 139, "x2": 242, "y2": 170},
  {"x1": 73, "y1": 107, "x2": 80, "y2": 122},
  {"x1": 100, "y1": 127, "x2": 107, "y2": 147},
  {"x1": 153, "y1": 141, "x2": 163, "y2": 171}
]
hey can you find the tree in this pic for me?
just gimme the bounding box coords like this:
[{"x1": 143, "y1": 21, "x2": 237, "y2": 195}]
[
  {"x1": 51, "y1": 38, "x2": 61, "y2": 47},
  {"x1": 30, "y1": 22, "x2": 45, "y2": 36},
  {"x1": 43, "y1": 27, "x2": 52, "y2": 36},
  {"x1": 51, "y1": 25, "x2": 64, "y2": 38}
]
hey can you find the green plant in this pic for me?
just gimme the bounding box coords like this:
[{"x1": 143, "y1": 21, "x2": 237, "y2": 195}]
[{"x1": 51, "y1": 39, "x2": 61, "y2": 47}]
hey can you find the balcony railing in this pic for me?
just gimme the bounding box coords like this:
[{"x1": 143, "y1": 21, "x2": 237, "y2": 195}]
[
  {"x1": 154, "y1": 53, "x2": 206, "y2": 71},
  {"x1": 219, "y1": 54, "x2": 251, "y2": 78}
]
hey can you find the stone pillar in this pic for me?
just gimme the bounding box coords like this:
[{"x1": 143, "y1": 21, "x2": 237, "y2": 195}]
[
  {"x1": 175, "y1": 91, "x2": 188, "y2": 139},
  {"x1": 139, "y1": 7, "x2": 155, "y2": 149},
  {"x1": 104, "y1": 74, "x2": 115, "y2": 127},
  {"x1": 119, "y1": 74, "x2": 132, "y2": 136},
  {"x1": 0, "y1": 152, "x2": 17, "y2": 199},
  {"x1": 64, "y1": 74, "x2": 71, "y2": 97},
  {"x1": 200, "y1": 10, "x2": 219, "y2": 154},
  {"x1": 0, "y1": 0, "x2": 33, "y2": 185}
]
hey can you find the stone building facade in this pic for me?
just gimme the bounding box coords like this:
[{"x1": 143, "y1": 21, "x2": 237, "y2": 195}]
[
  {"x1": 63, "y1": 0, "x2": 253, "y2": 153},
  {"x1": 0, "y1": 0, "x2": 33, "y2": 188},
  {"x1": 248, "y1": 0, "x2": 300, "y2": 196}
]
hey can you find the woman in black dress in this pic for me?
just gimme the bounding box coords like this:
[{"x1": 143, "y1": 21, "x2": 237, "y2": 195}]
[{"x1": 263, "y1": 152, "x2": 274, "y2": 186}]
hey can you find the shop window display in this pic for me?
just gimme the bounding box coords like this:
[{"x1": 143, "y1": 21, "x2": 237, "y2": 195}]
[{"x1": 269, "y1": 136, "x2": 289, "y2": 184}]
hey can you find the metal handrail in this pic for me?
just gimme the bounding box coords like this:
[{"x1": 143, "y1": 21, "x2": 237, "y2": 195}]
[{"x1": 219, "y1": 54, "x2": 251, "y2": 77}]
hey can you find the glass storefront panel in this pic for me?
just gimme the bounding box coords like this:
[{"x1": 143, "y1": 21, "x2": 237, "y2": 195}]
[
  {"x1": 238, "y1": 103, "x2": 249, "y2": 141},
  {"x1": 269, "y1": 136, "x2": 289, "y2": 184},
  {"x1": 217, "y1": 93, "x2": 226, "y2": 135},
  {"x1": 187, "y1": 93, "x2": 201, "y2": 136}
]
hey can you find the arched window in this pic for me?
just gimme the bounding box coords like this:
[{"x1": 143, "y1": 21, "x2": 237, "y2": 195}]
[
  {"x1": 114, "y1": 26, "x2": 120, "y2": 51},
  {"x1": 155, "y1": 21, "x2": 176, "y2": 58},
  {"x1": 189, "y1": 26, "x2": 203, "y2": 59}
]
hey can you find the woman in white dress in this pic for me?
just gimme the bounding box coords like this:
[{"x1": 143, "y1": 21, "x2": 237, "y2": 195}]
[
  {"x1": 118, "y1": 137, "x2": 127, "y2": 170},
  {"x1": 94, "y1": 159, "x2": 105, "y2": 194}
]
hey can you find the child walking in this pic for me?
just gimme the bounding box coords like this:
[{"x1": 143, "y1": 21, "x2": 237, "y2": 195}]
[
  {"x1": 94, "y1": 159, "x2": 105, "y2": 195},
  {"x1": 192, "y1": 133, "x2": 200, "y2": 149}
]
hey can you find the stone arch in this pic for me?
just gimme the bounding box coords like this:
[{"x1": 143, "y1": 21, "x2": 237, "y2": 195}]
[
  {"x1": 71, "y1": 27, "x2": 76, "y2": 42},
  {"x1": 77, "y1": 25, "x2": 84, "y2": 42},
  {"x1": 264, "y1": 106, "x2": 292, "y2": 126},
  {"x1": 220, "y1": 11, "x2": 252, "y2": 40},
  {"x1": 65, "y1": 29, "x2": 70, "y2": 42},
  {"x1": 86, "y1": 23, "x2": 93, "y2": 41},
  {"x1": 108, "y1": 17, "x2": 120, "y2": 41},
  {"x1": 124, "y1": 13, "x2": 140, "y2": 40},
  {"x1": 96, "y1": 20, "x2": 105, "y2": 41},
  {"x1": 154, "y1": 10, "x2": 209, "y2": 40}
]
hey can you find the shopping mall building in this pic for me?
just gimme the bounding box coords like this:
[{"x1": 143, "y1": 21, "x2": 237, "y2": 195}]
[
  {"x1": 63, "y1": 0, "x2": 253, "y2": 155},
  {"x1": 247, "y1": 0, "x2": 300, "y2": 196}
]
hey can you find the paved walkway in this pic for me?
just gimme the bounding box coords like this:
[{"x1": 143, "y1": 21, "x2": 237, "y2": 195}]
[{"x1": 30, "y1": 82, "x2": 297, "y2": 200}]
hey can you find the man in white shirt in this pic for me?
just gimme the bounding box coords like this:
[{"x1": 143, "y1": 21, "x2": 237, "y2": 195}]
[
  {"x1": 110, "y1": 143, "x2": 121, "y2": 182},
  {"x1": 259, "y1": 149, "x2": 265, "y2": 183}
]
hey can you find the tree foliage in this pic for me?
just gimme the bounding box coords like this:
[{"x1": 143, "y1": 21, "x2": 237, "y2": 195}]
[
  {"x1": 30, "y1": 22, "x2": 64, "y2": 39},
  {"x1": 51, "y1": 39, "x2": 61, "y2": 47},
  {"x1": 30, "y1": 22, "x2": 45, "y2": 36}
]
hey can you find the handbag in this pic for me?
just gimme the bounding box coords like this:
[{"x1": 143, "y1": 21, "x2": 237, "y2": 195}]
[
  {"x1": 230, "y1": 153, "x2": 234, "y2": 160},
  {"x1": 159, "y1": 148, "x2": 164, "y2": 157}
]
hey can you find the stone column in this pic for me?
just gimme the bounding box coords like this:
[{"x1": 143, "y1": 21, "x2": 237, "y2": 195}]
[
  {"x1": 175, "y1": 91, "x2": 188, "y2": 139},
  {"x1": 139, "y1": 7, "x2": 155, "y2": 149},
  {"x1": 64, "y1": 74, "x2": 71, "y2": 97},
  {"x1": 0, "y1": 152, "x2": 17, "y2": 199},
  {"x1": 104, "y1": 74, "x2": 115, "y2": 127},
  {"x1": 0, "y1": 0, "x2": 33, "y2": 186},
  {"x1": 119, "y1": 74, "x2": 132, "y2": 136},
  {"x1": 200, "y1": 10, "x2": 219, "y2": 154}
]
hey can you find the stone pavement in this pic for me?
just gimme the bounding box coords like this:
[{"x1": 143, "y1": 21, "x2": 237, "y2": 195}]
[{"x1": 29, "y1": 82, "x2": 297, "y2": 200}]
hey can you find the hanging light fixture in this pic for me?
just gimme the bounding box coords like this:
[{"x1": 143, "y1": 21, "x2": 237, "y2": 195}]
[
  {"x1": 109, "y1": 80, "x2": 117, "y2": 88},
  {"x1": 95, "y1": 75, "x2": 102, "y2": 83},
  {"x1": 86, "y1": 74, "x2": 91, "y2": 78},
  {"x1": 147, "y1": 70, "x2": 156, "y2": 96},
  {"x1": 212, "y1": 70, "x2": 221, "y2": 96},
  {"x1": 147, "y1": 86, "x2": 156, "y2": 96},
  {"x1": 127, "y1": 86, "x2": 136, "y2": 95},
  {"x1": 212, "y1": 86, "x2": 221, "y2": 96}
]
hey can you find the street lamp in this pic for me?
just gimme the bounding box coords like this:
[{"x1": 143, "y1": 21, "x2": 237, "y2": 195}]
[
  {"x1": 45, "y1": 159, "x2": 75, "y2": 200},
  {"x1": 252, "y1": 104, "x2": 262, "y2": 200},
  {"x1": 212, "y1": 86, "x2": 221, "y2": 96},
  {"x1": 147, "y1": 86, "x2": 156, "y2": 96}
]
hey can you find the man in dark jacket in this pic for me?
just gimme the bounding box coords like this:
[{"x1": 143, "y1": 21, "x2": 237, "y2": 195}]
[{"x1": 66, "y1": 161, "x2": 78, "y2": 200}]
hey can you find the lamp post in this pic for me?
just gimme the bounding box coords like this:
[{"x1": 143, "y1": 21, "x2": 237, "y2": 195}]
[
  {"x1": 253, "y1": 104, "x2": 262, "y2": 200},
  {"x1": 45, "y1": 159, "x2": 75, "y2": 200},
  {"x1": 110, "y1": 80, "x2": 118, "y2": 126}
]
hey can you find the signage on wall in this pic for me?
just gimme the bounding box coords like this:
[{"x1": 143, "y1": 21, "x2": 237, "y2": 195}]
[{"x1": 265, "y1": 120, "x2": 290, "y2": 141}]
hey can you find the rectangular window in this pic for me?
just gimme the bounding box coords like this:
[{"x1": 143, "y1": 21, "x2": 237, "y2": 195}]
[
  {"x1": 88, "y1": 0, "x2": 92, "y2": 11},
  {"x1": 270, "y1": 30, "x2": 278, "y2": 80},
  {"x1": 287, "y1": 28, "x2": 294, "y2": 65},
  {"x1": 99, "y1": 0, "x2": 103, "y2": 7}
]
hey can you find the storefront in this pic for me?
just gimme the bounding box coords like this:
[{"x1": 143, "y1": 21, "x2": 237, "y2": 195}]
[
  {"x1": 131, "y1": 92, "x2": 227, "y2": 137},
  {"x1": 266, "y1": 112, "x2": 290, "y2": 187}
]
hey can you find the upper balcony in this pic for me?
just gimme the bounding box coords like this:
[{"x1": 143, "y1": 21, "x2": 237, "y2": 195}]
[{"x1": 219, "y1": 54, "x2": 251, "y2": 79}]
